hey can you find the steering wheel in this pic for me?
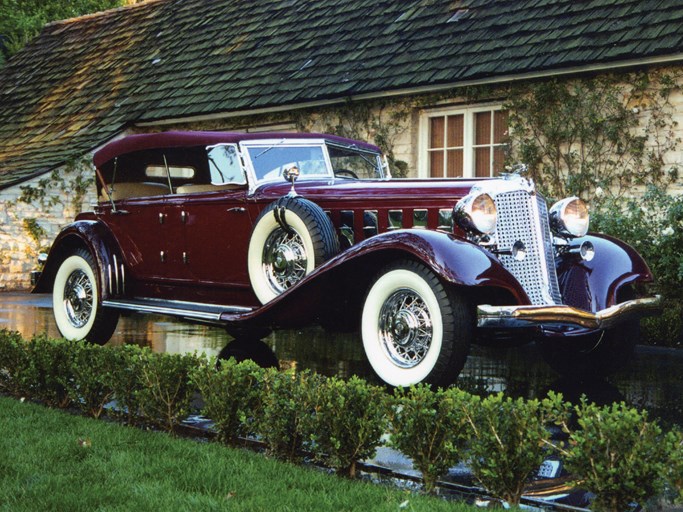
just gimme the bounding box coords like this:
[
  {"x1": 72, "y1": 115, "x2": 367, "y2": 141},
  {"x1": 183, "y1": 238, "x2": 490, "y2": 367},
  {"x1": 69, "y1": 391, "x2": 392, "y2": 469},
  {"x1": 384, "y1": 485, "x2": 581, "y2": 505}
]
[{"x1": 334, "y1": 169, "x2": 359, "y2": 179}]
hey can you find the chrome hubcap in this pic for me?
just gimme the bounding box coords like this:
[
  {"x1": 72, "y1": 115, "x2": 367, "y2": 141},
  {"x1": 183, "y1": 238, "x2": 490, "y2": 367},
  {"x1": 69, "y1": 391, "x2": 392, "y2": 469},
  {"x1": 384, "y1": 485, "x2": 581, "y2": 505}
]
[
  {"x1": 378, "y1": 288, "x2": 432, "y2": 368},
  {"x1": 63, "y1": 269, "x2": 93, "y2": 328},
  {"x1": 263, "y1": 228, "x2": 308, "y2": 293}
]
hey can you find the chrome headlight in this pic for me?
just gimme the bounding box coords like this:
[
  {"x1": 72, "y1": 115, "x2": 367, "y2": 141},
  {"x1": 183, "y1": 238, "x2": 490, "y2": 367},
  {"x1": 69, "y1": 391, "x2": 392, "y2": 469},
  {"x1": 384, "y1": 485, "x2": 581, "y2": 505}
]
[
  {"x1": 550, "y1": 197, "x2": 589, "y2": 238},
  {"x1": 454, "y1": 192, "x2": 497, "y2": 235}
]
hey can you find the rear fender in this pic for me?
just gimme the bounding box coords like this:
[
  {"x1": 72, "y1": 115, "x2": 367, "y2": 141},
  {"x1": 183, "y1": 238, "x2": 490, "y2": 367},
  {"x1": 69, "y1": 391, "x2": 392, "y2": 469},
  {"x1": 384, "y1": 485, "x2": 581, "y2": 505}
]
[
  {"x1": 556, "y1": 233, "x2": 654, "y2": 312},
  {"x1": 32, "y1": 220, "x2": 125, "y2": 300}
]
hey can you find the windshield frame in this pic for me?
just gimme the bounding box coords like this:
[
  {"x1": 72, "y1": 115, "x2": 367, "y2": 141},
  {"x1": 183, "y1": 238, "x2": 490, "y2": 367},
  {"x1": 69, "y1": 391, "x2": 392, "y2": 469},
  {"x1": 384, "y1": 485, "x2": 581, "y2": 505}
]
[{"x1": 240, "y1": 138, "x2": 386, "y2": 194}]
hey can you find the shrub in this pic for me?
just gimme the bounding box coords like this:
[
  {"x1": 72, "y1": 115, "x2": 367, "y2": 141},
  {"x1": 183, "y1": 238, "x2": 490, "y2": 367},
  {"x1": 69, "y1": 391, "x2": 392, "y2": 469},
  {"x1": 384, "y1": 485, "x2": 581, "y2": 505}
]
[
  {"x1": 592, "y1": 187, "x2": 683, "y2": 345},
  {"x1": 257, "y1": 368, "x2": 321, "y2": 461},
  {"x1": 390, "y1": 385, "x2": 474, "y2": 493},
  {"x1": 25, "y1": 334, "x2": 74, "y2": 408},
  {"x1": 108, "y1": 344, "x2": 146, "y2": 424},
  {"x1": 63, "y1": 342, "x2": 118, "y2": 419},
  {"x1": 191, "y1": 357, "x2": 265, "y2": 444},
  {"x1": 136, "y1": 351, "x2": 200, "y2": 433},
  {"x1": 562, "y1": 400, "x2": 674, "y2": 512},
  {"x1": 464, "y1": 392, "x2": 566, "y2": 506},
  {"x1": 667, "y1": 429, "x2": 683, "y2": 503},
  {"x1": 0, "y1": 330, "x2": 32, "y2": 396},
  {"x1": 305, "y1": 375, "x2": 389, "y2": 479}
]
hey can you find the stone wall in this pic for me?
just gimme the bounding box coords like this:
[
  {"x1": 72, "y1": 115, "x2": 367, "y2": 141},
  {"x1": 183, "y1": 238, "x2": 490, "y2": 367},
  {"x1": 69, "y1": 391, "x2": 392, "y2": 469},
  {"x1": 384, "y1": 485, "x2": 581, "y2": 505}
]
[{"x1": 0, "y1": 162, "x2": 97, "y2": 290}]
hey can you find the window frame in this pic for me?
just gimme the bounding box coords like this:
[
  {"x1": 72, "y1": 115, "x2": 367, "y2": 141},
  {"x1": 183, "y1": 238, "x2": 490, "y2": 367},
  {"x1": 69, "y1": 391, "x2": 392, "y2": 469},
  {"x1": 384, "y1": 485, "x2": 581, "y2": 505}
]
[{"x1": 418, "y1": 104, "x2": 508, "y2": 179}]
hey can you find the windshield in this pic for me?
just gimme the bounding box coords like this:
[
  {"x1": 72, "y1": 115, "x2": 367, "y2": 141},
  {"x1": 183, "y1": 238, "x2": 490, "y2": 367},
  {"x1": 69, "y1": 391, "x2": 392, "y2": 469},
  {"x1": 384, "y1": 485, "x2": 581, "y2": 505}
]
[
  {"x1": 242, "y1": 139, "x2": 386, "y2": 186},
  {"x1": 328, "y1": 145, "x2": 384, "y2": 180},
  {"x1": 247, "y1": 145, "x2": 329, "y2": 181}
]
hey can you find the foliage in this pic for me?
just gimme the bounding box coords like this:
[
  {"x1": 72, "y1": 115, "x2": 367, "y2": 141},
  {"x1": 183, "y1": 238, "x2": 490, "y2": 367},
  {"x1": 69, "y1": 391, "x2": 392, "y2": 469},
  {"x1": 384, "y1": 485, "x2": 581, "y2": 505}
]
[
  {"x1": 0, "y1": 0, "x2": 125, "y2": 64},
  {"x1": 464, "y1": 392, "x2": 568, "y2": 506},
  {"x1": 669, "y1": 429, "x2": 683, "y2": 503},
  {"x1": 17, "y1": 156, "x2": 94, "y2": 214},
  {"x1": 0, "y1": 329, "x2": 32, "y2": 396},
  {"x1": 190, "y1": 356, "x2": 265, "y2": 444},
  {"x1": 108, "y1": 343, "x2": 146, "y2": 424},
  {"x1": 62, "y1": 341, "x2": 118, "y2": 419},
  {"x1": 24, "y1": 334, "x2": 74, "y2": 408},
  {"x1": 135, "y1": 350, "x2": 199, "y2": 433},
  {"x1": 256, "y1": 368, "x2": 322, "y2": 461},
  {"x1": 505, "y1": 72, "x2": 680, "y2": 200},
  {"x1": 559, "y1": 399, "x2": 674, "y2": 512},
  {"x1": 591, "y1": 186, "x2": 683, "y2": 345},
  {"x1": 390, "y1": 385, "x2": 474, "y2": 493},
  {"x1": 305, "y1": 375, "x2": 390, "y2": 478}
]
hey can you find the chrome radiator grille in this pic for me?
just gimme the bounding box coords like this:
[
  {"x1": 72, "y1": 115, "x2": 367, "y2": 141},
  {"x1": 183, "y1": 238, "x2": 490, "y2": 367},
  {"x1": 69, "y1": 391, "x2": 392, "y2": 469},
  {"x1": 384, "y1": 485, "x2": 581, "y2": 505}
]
[{"x1": 493, "y1": 190, "x2": 562, "y2": 305}]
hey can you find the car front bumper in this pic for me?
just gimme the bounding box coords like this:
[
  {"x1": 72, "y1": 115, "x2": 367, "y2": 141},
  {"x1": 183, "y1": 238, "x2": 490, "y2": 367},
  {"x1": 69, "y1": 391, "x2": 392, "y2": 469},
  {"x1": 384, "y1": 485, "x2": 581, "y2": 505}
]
[{"x1": 477, "y1": 295, "x2": 662, "y2": 330}]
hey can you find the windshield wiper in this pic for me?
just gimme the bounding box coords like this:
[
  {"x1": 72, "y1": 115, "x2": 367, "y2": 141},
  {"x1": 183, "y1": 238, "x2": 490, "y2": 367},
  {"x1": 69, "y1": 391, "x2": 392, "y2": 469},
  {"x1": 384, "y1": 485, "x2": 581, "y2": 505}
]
[{"x1": 253, "y1": 139, "x2": 286, "y2": 159}]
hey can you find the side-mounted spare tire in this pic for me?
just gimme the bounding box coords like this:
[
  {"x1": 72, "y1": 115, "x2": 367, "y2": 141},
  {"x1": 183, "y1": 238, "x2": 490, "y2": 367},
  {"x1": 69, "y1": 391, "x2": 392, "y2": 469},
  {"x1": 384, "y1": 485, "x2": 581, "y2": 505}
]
[{"x1": 248, "y1": 196, "x2": 339, "y2": 304}]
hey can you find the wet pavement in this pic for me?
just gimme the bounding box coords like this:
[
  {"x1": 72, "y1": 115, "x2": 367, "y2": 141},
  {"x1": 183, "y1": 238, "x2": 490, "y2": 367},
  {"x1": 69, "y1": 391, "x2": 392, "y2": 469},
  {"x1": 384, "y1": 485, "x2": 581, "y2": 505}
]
[{"x1": 2, "y1": 291, "x2": 682, "y2": 427}]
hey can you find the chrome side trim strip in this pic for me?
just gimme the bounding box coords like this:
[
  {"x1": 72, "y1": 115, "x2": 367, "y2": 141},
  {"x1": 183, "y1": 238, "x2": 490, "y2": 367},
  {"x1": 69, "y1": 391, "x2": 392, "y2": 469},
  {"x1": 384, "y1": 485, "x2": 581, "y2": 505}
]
[
  {"x1": 102, "y1": 298, "x2": 252, "y2": 322},
  {"x1": 477, "y1": 295, "x2": 662, "y2": 330}
]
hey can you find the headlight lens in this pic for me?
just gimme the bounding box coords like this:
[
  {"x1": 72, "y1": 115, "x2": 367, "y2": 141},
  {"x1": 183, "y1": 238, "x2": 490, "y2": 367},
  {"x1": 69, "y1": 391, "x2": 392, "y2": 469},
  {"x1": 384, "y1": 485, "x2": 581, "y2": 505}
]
[
  {"x1": 454, "y1": 192, "x2": 497, "y2": 234},
  {"x1": 550, "y1": 197, "x2": 589, "y2": 237}
]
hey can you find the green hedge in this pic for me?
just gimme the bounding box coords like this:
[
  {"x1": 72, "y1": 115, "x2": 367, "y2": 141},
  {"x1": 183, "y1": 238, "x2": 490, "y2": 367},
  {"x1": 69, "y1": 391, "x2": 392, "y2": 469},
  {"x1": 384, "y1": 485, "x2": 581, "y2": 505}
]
[{"x1": 0, "y1": 329, "x2": 681, "y2": 508}]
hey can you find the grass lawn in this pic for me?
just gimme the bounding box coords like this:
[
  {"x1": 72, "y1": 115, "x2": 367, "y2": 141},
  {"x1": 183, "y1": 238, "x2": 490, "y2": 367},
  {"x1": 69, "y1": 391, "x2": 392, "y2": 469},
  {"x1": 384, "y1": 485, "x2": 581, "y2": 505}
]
[{"x1": 0, "y1": 397, "x2": 472, "y2": 511}]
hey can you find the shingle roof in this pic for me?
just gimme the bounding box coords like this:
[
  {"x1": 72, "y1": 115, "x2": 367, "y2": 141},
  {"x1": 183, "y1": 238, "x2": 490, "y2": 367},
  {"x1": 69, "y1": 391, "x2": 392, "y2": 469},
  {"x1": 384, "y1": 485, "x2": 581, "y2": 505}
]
[{"x1": 2, "y1": 0, "x2": 683, "y2": 188}]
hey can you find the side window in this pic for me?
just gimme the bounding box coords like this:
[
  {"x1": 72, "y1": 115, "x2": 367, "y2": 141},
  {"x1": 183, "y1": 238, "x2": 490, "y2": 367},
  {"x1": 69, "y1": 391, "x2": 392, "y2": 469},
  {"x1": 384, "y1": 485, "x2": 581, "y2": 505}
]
[{"x1": 207, "y1": 144, "x2": 246, "y2": 185}]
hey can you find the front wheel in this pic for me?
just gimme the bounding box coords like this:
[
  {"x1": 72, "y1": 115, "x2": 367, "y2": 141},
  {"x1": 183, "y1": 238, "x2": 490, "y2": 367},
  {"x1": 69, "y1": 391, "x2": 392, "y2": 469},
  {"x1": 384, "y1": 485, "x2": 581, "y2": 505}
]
[
  {"x1": 52, "y1": 248, "x2": 119, "y2": 344},
  {"x1": 361, "y1": 260, "x2": 472, "y2": 387}
]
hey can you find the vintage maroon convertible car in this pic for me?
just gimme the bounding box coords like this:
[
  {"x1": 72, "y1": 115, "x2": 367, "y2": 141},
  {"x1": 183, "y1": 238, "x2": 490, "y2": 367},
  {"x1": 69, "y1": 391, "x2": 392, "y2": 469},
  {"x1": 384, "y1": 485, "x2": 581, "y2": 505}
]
[{"x1": 34, "y1": 131, "x2": 660, "y2": 386}]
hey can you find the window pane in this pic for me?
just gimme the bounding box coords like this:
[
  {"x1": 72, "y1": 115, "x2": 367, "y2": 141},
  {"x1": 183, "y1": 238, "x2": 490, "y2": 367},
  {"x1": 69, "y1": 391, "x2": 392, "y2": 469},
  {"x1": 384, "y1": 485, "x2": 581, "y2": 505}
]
[
  {"x1": 493, "y1": 146, "x2": 505, "y2": 176},
  {"x1": 494, "y1": 110, "x2": 508, "y2": 144},
  {"x1": 474, "y1": 147, "x2": 491, "y2": 177},
  {"x1": 446, "y1": 114, "x2": 464, "y2": 147},
  {"x1": 446, "y1": 149, "x2": 463, "y2": 177},
  {"x1": 430, "y1": 117, "x2": 445, "y2": 149},
  {"x1": 475, "y1": 111, "x2": 491, "y2": 145},
  {"x1": 430, "y1": 151, "x2": 444, "y2": 177}
]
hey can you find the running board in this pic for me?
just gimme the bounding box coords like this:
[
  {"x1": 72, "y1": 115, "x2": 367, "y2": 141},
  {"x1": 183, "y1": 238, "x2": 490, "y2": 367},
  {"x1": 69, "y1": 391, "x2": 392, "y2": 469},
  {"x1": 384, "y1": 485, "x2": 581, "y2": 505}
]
[{"x1": 102, "y1": 298, "x2": 253, "y2": 322}]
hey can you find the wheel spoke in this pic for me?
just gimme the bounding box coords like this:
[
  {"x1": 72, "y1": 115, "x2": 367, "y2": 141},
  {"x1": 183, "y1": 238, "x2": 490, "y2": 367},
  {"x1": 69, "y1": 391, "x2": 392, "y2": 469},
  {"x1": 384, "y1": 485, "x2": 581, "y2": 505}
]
[
  {"x1": 262, "y1": 227, "x2": 308, "y2": 294},
  {"x1": 63, "y1": 269, "x2": 94, "y2": 328},
  {"x1": 378, "y1": 288, "x2": 433, "y2": 369}
]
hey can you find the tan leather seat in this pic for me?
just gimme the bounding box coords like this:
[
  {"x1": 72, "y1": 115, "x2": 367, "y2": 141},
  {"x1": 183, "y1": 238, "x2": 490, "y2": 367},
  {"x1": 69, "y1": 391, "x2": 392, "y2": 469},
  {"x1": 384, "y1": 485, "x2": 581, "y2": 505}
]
[
  {"x1": 99, "y1": 182, "x2": 170, "y2": 201},
  {"x1": 174, "y1": 183, "x2": 244, "y2": 194}
]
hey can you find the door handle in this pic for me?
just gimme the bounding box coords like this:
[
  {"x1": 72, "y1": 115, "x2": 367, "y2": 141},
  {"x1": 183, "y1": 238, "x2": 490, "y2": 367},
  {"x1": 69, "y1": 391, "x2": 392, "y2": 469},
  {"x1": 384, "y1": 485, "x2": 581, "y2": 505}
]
[{"x1": 227, "y1": 207, "x2": 246, "y2": 213}]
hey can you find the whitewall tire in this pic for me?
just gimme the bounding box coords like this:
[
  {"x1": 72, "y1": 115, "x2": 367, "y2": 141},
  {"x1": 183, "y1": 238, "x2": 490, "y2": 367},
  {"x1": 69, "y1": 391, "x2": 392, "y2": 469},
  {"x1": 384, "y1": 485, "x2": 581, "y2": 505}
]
[
  {"x1": 52, "y1": 248, "x2": 119, "y2": 344},
  {"x1": 361, "y1": 260, "x2": 471, "y2": 387},
  {"x1": 248, "y1": 197, "x2": 339, "y2": 304}
]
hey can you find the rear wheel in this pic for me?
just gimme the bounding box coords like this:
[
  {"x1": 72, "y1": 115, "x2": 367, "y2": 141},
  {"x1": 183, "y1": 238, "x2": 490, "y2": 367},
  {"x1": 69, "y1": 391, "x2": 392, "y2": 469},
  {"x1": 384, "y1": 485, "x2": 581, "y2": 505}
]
[
  {"x1": 52, "y1": 248, "x2": 119, "y2": 344},
  {"x1": 361, "y1": 260, "x2": 472, "y2": 387}
]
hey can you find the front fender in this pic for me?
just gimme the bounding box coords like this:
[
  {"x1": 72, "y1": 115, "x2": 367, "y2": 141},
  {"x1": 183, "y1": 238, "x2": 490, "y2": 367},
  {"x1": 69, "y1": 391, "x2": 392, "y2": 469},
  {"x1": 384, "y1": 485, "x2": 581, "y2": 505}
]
[
  {"x1": 220, "y1": 229, "x2": 530, "y2": 329},
  {"x1": 32, "y1": 219, "x2": 124, "y2": 300},
  {"x1": 557, "y1": 233, "x2": 653, "y2": 312}
]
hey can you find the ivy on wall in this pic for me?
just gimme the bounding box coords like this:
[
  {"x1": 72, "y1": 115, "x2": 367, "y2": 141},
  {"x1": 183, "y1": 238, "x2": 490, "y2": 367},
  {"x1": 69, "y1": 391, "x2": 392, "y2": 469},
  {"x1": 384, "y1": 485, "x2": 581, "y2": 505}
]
[
  {"x1": 503, "y1": 71, "x2": 681, "y2": 200},
  {"x1": 2, "y1": 156, "x2": 93, "y2": 262}
]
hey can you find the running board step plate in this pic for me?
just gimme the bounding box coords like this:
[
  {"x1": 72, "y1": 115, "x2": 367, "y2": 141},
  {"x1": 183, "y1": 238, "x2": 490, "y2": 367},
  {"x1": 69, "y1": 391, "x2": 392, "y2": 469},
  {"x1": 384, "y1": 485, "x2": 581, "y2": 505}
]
[{"x1": 102, "y1": 298, "x2": 252, "y2": 322}]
